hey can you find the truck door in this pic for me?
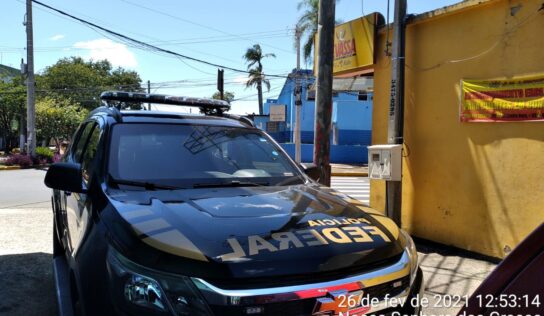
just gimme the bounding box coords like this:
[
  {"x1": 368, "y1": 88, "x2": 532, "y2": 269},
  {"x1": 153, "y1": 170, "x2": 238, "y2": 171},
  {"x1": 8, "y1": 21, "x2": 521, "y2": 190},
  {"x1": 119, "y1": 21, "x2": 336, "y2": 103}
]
[{"x1": 65, "y1": 121, "x2": 101, "y2": 255}]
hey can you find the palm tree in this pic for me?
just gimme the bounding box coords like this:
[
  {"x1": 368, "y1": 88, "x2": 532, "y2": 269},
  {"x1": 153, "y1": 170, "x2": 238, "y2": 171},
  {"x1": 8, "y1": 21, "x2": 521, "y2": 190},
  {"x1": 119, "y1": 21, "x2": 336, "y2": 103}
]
[
  {"x1": 243, "y1": 44, "x2": 275, "y2": 115},
  {"x1": 296, "y1": 0, "x2": 341, "y2": 64},
  {"x1": 296, "y1": 0, "x2": 319, "y2": 64}
]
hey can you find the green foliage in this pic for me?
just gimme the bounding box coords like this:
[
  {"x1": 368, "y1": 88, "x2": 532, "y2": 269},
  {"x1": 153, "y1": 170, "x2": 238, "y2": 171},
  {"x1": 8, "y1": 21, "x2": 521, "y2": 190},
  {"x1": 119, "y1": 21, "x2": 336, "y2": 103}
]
[
  {"x1": 296, "y1": 0, "x2": 341, "y2": 63},
  {"x1": 35, "y1": 146, "x2": 54, "y2": 161},
  {"x1": 212, "y1": 91, "x2": 235, "y2": 103},
  {"x1": 38, "y1": 57, "x2": 143, "y2": 110},
  {"x1": 1, "y1": 56, "x2": 142, "y2": 152},
  {"x1": 0, "y1": 78, "x2": 26, "y2": 151},
  {"x1": 36, "y1": 97, "x2": 88, "y2": 147},
  {"x1": 296, "y1": 0, "x2": 319, "y2": 63}
]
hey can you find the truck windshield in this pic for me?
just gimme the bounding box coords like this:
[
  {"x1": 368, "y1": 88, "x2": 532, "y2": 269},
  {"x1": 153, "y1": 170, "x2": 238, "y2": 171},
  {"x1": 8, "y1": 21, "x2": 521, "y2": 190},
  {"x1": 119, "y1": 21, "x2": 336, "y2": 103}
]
[{"x1": 107, "y1": 123, "x2": 304, "y2": 189}]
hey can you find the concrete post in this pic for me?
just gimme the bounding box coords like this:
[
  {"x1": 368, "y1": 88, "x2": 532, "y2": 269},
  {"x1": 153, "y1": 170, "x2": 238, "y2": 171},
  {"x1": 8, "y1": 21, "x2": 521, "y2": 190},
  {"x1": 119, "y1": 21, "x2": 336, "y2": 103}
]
[
  {"x1": 386, "y1": 0, "x2": 407, "y2": 226},
  {"x1": 25, "y1": 0, "x2": 36, "y2": 157},
  {"x1": 313, "y1": 0, "x2": 336, "y2": 186},
  {"x1": 294, "y1": 27, "x2": 302, "y2": 163}
]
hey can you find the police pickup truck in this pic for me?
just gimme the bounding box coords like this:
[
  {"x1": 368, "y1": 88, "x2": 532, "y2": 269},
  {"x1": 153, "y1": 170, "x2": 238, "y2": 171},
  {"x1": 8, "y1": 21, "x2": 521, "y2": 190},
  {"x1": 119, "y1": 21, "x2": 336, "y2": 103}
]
[{"x1": 44, "y1": 91, "x2": 423, "y2": 316}]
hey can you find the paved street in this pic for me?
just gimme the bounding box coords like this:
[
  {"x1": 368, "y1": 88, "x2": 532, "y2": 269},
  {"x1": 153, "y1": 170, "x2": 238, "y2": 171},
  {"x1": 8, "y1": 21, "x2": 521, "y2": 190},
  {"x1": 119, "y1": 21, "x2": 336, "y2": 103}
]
[
  {"x1": 0, "y1": 169, "x2": 55, "y2": 316},
  {"x1": 0, "y1": 170, "x2": 496, "y2": 316},
  {"x1": 331, "y1": 176, "x2": 370, "y2": 205},
  {"x1": 0, "y1": 168, "x2": 50, "y2": 209}
]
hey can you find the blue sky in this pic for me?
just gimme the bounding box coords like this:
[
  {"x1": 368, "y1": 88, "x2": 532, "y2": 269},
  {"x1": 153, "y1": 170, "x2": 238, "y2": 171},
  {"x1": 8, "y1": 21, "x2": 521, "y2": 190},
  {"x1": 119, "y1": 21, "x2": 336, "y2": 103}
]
[{"x1": 1, "y1": 0, "x2": 461, "y2": 114}]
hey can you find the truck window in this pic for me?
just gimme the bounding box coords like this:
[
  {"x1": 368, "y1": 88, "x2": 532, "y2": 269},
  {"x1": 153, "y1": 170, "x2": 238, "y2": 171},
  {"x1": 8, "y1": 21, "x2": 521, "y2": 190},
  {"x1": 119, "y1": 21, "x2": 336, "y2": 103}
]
[
  {"x1": 81, "y1": 124, "x2": 101, "y2": 183},
  {"x1": 107, "y1": 123, "x2": 304, "y2": 188}
]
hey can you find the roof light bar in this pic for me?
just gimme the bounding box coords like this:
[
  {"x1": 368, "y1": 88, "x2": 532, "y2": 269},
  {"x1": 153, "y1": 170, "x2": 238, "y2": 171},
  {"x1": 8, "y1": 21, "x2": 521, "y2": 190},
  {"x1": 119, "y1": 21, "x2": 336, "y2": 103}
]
[{"x1": 100, "y1": 91, "x2": 230, "y2": 113}]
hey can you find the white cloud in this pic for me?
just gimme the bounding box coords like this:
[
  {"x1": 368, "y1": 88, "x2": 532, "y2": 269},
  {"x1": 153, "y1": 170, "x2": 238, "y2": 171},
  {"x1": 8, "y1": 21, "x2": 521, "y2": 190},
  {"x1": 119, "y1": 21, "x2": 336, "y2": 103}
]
[
  {"x1": 49, "y1": 34, "x2": 64, "y2": 41},
  {"x1": 233, "y1": 74, "x2": 248, "y2": 84},
  {"x1": 231, "y1": 100, "x2": 258, "y2": 115},
  {"x1": 73, "y1": 38, "x2": 137, "y2": 68}
]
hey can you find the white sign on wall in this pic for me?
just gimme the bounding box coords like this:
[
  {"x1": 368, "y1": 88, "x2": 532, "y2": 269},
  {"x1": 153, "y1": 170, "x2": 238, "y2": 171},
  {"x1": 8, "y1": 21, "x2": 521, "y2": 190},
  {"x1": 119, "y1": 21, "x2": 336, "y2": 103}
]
[{"x1": 269, "y1": 104, "x2": 286, "y2": 122}]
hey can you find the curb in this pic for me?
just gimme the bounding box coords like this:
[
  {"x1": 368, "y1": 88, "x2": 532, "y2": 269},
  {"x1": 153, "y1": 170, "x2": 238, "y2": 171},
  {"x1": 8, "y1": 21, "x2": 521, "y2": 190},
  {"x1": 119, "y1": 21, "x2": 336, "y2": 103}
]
[
  {"x1": 0, "y1": 165, "x2": 50, "y2": 171},
  {"x1": 0, "y1": 165, "x2": 21, "y2": 171},
  {"x1": 331, "y1": 172, "x2": 368, "y2": 177}
]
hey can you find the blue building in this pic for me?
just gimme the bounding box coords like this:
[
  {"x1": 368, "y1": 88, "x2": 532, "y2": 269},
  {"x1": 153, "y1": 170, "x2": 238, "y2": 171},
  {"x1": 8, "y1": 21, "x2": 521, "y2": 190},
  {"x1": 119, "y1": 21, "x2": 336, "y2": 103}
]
[{"x1": 253, "y1": 70, "x2": 373, "y2": 164}]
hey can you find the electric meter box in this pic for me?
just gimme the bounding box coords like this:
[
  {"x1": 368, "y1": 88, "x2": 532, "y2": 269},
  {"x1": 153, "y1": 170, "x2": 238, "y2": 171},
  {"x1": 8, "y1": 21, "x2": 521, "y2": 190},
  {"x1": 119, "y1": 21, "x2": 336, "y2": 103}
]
[{"x1": 367, "y1": 144, "x2": 402, "y2": 181}]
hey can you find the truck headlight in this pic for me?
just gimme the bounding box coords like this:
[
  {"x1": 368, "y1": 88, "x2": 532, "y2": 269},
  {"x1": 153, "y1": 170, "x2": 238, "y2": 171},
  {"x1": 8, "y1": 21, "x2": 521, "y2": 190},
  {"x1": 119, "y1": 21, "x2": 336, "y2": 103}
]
[
  {"x1": 106, "y1": 247, "x2": 212, "y2": 316},
  {"x1": 400, "y1": 229, "x2": 419, "y2": 285}
]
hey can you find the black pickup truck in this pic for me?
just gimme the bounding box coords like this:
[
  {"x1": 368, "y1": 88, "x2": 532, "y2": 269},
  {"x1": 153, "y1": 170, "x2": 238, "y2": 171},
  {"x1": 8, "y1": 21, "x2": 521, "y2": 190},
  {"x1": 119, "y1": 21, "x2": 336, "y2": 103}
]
[{"x1": 45, "y1": 91, "x2": 423, "y2": 316}]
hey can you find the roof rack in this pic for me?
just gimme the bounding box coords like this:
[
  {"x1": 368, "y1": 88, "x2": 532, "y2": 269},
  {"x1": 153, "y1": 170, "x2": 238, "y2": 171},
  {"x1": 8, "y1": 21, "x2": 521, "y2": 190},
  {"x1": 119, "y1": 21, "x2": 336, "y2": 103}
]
[
  {"x1": 89, "y1": 105, "x2": 123, "y2": 123},
  {"x1": 222, "y1": 113, "x2": 255, "y2": 127},
  {"x1": 97, "y1": 91, "x2": 256, "y2": 127},
  {"x1": 100, "y1": 91, "x2": 231, "y2": 115}
]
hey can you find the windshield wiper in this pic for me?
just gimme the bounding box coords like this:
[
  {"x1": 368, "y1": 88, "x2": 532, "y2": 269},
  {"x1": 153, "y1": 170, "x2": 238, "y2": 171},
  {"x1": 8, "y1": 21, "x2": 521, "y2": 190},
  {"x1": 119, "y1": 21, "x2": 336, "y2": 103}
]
[
  {"x1": 109, "y1": 177, "x2": 184, "y2": 191},
  {"x1": 192, "y1": 180, "x2": 269, "y2": 189},
  {"x1": 276, "y1": 175, "x2": 305, "y2": 186}
]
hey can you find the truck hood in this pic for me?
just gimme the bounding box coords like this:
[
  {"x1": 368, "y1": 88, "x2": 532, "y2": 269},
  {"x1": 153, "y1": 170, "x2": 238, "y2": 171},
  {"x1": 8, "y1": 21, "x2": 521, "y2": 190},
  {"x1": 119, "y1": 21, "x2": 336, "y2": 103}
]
[{"x1": 105, "y1": 184, "x2": 404, "y2": 281}]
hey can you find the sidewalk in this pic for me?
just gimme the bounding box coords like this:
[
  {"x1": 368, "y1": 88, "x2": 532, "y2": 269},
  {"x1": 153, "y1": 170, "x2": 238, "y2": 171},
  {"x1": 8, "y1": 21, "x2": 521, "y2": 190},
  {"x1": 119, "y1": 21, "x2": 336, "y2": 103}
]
[
  {"x1": 331, "y1": 163, "x2": 368, "y2": 177},
  {"x1": 416, "y1": 240, "x2": 498, "y2": 315}
]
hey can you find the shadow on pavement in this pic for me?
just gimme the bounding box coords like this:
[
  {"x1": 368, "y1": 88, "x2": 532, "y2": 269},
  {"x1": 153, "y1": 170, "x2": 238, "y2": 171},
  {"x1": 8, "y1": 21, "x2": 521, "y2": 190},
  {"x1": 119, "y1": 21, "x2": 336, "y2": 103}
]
[
  {"x1": 0, "y1": 252, "x2": 56, "y2": 316},
  {"x1": 414, "y1": 239, "x2": 498, "y2": 315},
  {"x1": 414, "y1": 238, "x2": 501, "y2": 263}
]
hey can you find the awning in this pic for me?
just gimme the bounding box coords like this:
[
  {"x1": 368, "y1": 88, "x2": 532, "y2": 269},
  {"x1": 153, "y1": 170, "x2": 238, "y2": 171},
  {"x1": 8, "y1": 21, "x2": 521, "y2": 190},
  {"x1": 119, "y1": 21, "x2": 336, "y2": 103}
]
[{"x1": 309, "y1": 76, "x2": 374, "y2": 92}]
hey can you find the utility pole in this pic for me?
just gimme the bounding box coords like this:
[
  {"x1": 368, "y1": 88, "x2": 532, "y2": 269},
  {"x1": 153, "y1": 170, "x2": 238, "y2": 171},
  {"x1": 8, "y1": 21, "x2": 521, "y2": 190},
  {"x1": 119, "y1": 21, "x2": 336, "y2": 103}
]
[
  {"x1": 386, "y1": 0, "x2": 407, "y2": 226},
  {"x1": 25, "y1": 0, "x2": 36, "y2": 157},
  {"x1": 313, "y1": 0, "x2": 335, "y2": 186},
  {"x1": 19, "y1": 59, "x2": 25, "y2": 152},
  {"x1": 294, "y1": 26, "x2": 302, "y2": 163},
  {"x1": 147, "y1": 80, "x2": 151, "y2": 110},
  {"x1": 217, "y1": 69, "x2": 224, "y2": 100}
]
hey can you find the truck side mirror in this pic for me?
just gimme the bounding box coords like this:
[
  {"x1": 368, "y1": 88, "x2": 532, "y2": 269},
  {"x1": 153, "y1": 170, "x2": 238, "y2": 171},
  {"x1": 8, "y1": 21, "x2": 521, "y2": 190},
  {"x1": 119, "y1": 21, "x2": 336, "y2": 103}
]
[
  {"x1": 44, "y1": 162, "x2": 86, "y2": 193},
  {"x1": 300, "y1": 163, "x2": 320, "y2": 181}
]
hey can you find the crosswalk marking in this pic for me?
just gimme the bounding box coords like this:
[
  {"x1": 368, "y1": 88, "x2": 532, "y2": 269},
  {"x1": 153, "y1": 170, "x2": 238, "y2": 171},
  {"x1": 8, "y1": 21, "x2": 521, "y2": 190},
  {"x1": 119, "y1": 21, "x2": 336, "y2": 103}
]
[
  {"x1": 333, "y1": 190, "x2": 369, "y2": 193},
  {"x1": 331, "y1": 176, "x2": 370, "y2": 205}
]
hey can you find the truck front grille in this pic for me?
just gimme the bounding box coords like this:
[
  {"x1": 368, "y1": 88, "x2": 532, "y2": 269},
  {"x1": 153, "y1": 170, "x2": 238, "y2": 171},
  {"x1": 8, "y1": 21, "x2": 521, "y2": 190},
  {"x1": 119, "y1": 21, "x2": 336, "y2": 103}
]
[{"x1": 208, "y1": 276, "x2": 410, "y2": 316}]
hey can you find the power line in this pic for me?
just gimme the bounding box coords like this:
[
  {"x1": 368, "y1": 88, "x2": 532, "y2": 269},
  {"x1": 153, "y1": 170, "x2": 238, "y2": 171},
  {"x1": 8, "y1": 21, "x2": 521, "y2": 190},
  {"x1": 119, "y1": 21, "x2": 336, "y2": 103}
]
[
  {"x1": 30, "y1": 0, "x2": 290, "y2": 79},
  {"x1": 14, "y1": 0, "x2": 168, "y2": 44},
  {"x1": 1, "y1": 31, "x2": 295, "y2": 53},
  {"x1": 0, "y1": 76, "x2": 289, "y2": 95},
  {"x1": 117, "y1": 0, "x2": 295, "y2": 54},
  {"x1": 232, "y1": 85, "x2": 284, "y2": 102},
  {"x1": 17, "y1": 0, "x2": 265, "y2": 72}
]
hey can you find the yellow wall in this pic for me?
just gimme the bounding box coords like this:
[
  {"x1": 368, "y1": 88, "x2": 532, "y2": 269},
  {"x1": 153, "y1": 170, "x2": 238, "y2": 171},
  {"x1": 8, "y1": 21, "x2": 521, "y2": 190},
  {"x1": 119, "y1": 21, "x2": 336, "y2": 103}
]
[{"x1": 370, "y1": 0, "x2": 544, "y2": 258}]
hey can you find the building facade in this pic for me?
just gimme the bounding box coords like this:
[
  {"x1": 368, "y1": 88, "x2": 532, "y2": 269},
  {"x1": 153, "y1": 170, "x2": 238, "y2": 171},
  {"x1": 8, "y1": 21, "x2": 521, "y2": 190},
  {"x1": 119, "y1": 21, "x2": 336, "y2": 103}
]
[
  {"x1": 369, "y1": 0, "x2": 544, "y2": 258},
  {"x1": 0, "y1": 64, "x2": 20, "y2": 83},
  {"x1": 255, "y1": 70, "x2": 373, "y2": 163}
]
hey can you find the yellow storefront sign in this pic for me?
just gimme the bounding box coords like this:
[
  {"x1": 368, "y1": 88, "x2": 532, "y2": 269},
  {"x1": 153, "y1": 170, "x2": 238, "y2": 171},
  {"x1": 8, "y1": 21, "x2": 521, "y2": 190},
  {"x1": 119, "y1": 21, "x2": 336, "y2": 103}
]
[
  {"x1": 314, "y1": 14, "x2": 376, "y2": 76},
  {"x1": 461, "y1": 75, "x2": 544, "y2": 122}
]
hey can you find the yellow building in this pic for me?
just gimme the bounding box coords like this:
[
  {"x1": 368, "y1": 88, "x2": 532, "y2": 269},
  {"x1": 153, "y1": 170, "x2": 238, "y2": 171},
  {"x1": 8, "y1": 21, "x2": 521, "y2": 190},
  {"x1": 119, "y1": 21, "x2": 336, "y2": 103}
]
[{"x1": 369, "y1": 0, "x2": 544, "y2": 258}]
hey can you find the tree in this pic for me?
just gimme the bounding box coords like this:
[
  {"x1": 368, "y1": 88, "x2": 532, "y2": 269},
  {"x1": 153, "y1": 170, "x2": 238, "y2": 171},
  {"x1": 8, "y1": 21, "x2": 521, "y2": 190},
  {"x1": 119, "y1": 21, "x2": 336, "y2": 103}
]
[
  {"x1": 296, "y1": 0, "x2": 319, "y2": 64},
  {"x1": 212, "y1": 91, "x2": 235, "y2": 103},
  {"x1": 38, "y1": 57, "x2": 143, "y2": 110},
  {"x1": 0, "y1": 79, "x2": 26, "y2": 151},
  {"x1": 243, "y1": 44, "x2": 275, "y2": 115},
  {"x1": 296, "y1": 0, "x2": 341, "y2": 64},
  {"x1": 36, "y1": 97, "x2": 88, "y2": 148}
]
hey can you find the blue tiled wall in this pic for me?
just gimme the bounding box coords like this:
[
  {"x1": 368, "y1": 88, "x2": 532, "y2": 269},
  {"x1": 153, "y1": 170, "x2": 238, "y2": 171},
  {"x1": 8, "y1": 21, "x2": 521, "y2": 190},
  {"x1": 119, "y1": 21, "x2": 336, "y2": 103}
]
[
  {"x1": 259, "y1": 70, "x2": 373, "y2": 164},
  {"x1": 280, "y1": 143, "x2": 368, "y2": 164}
]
